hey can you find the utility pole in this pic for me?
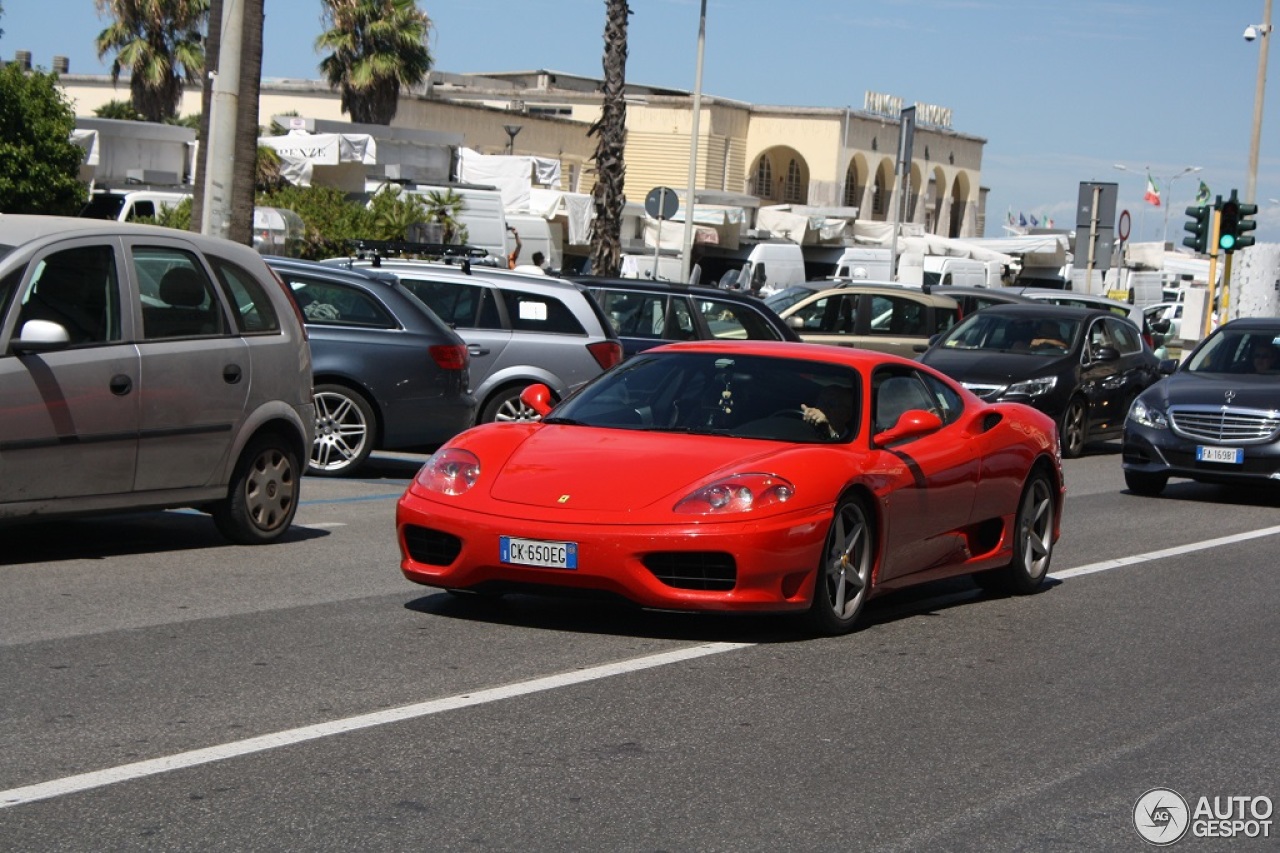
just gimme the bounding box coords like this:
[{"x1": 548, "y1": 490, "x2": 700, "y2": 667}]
[{"x1": 201, "y1": 0, "x2": 243, "y2": 239}]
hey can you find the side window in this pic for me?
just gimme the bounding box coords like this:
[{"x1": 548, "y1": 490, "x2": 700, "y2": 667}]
[
  {"x1": 282, "y1": 275, "x2": 393, "y2": 329},
  {"x1": 1107, "y1": 318, "x2": 1141, "y2": 355},
  {"x1": 920, "y1": 372, "x2": 965, "y2": 426},
  {"x1": 867, "y1": 296, "x2": 928, "y2": 336},
  {"x1": 872, "y1": 367, "x2": 939, "y2": 435},
  {"x1": 599, "y1": 291, "x2": 667, "y2": 338},
  {"x1": 399, "y1": 278, "x2": 495, "y2": 329},
  {"x1": 788, "y1": 294, "x2": 858, "y2": 334},
  {"x1": 134, "y1": 247, "x2": 230, "y2": 340},
  {"x1": 207, "y1": 257, "x2": 281, "y2": 334},
  {"x1": 1087, "y1": 318, "x2": 1114, "y2": 356},
  {"x1": 130, "y1": 201, "x2": 156, "y2": 221},
  {"x1": 665, "y1": 296, "x2": 696, "y2": 340},
  {"x1": 16, "y1": 244, "x2": 122, "y2": 345},
  {"x1": 500, "y1": 289, "x2": 586, "y2": 334},
  {"x1": 932, "y1": 306, "x2": 959, "y2": 335}
]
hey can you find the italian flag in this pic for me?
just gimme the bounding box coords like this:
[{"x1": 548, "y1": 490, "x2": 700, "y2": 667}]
[{"x1": 1144, "y1": 173, "x2": 1161, "y2": 207}]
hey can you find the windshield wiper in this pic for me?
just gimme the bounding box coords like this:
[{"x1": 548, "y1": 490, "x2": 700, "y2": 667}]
[{"x1": 541, "y1": 416, "x2": 585, "y2": 425}]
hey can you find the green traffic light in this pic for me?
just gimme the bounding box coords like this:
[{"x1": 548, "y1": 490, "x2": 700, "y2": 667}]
[{"x1": 1220, "y1": 233, "x2": 1237, "y2": 250}]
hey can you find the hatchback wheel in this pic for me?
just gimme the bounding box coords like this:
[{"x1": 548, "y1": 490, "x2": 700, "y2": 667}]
[
  {"x1": 311, "y1": 384, "x2": 376, "y2": 476},
  {"x1": 213, "y1": 434, "x2": 300, "y2": 544},
  {"x1": 482, "y1": 385, "x2": 544, "y2": 423},
  {"x1": 1059, "y1": 397, "x2": 1088, "y2": 458}
]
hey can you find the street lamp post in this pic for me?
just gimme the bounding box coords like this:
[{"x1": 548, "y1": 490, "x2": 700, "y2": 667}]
[{"x1": 1245, "y1": 0, "x2": 1273, "y2": 204}]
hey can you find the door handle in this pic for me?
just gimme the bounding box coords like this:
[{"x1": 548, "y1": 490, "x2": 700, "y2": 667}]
[
  {"x1": 467, "y1": 345, "x2": 490, "y2": 356},
  {"x1": 223, "y1": 364, "x2": 243, "y2": 384},
  {"x1": 109, "y1": 374, "x2": 133, "y2": 396}
]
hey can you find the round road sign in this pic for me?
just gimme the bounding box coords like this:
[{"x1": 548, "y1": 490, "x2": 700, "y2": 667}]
[
  {"x1": 1118, "y1": 209, "x2": 1131, "y2": 242},
  {"x1": 645, "y1": 186, "x2": 680, "y2": 220}
]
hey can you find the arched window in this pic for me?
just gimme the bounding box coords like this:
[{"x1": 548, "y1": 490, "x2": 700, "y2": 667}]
[
  {"x1": 843, "y1": 163, "x2": 859, "y2": 208},
  {"x1": 755, "y1": 157, "x2": 773, "y2": 199},
  {"x1": 783, "y1": 159, "x2": 803, "y2": 203}
]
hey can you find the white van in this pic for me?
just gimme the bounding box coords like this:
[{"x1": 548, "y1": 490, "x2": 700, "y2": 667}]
[
  {"x1": 833, "y1": 247, "x2": 893, "y2": 281},
  {"x1": 621, "y1": 253, "x2": 684, "y2": 281},
  {"x1": 80, "y1": 189, "x2": 191, "y2": 222},
  {"x1": 739, "y1": 241, "x2": 805, "y2": 295},
  {"x1": 506, "y1": 213, "x2": 563, "y2": 271},
  {"x1": 404, "y1": 185, "x2": 510, "y2": 263}
]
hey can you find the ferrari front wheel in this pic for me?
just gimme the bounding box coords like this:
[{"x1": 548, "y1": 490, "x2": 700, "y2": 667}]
[
  {"x1": 975, "y1": 471, "x2": 1054, "y2": 595},
  {"x1": 805, "y1": 495, "x2": 874, "y2": 636}
]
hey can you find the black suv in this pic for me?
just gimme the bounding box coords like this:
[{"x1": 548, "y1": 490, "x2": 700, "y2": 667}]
[{"x1": 564, "y1": 275, "x2": 800, "y2": 359}]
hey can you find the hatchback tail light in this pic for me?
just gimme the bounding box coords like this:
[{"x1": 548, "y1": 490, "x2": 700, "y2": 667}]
[
  {"x1": 587, "y1": 340, "x2": 623, "y2": 371},
  {"x1": 429, "y1": 344, "x2": 469, "y2": 371}
]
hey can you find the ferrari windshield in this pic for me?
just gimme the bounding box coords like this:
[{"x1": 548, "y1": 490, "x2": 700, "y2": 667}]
[
  {"x1": 1186, "y1": 327, "x2": 1280, "y2": 375},
  {"x1": 938, "y1": 312, "x2": 1080, "y2": 356},
  {"x1": 551, "y1": 351, "x2": 862, "y2": 443}
]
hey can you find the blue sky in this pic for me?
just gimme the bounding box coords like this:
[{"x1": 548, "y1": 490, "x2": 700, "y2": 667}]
[{"x1": 4, "y1": 0, "x2": 1278, "y2": 243}]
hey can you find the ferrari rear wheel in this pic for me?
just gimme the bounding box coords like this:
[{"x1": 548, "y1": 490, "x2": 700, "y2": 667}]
[
  {"x1": 975, "y1": 471, "x2": 1054, "y2": 595},
  {"x1": 805, "y1": 495, "x2": 874, "y2": 636}
]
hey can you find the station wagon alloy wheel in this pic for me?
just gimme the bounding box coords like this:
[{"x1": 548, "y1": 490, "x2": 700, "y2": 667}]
[{"x1": 311, "y1": 384, "x2": 375, "y2": 475}]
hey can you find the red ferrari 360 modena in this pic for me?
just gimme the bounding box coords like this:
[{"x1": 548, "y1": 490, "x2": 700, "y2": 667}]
[{"x1": 397, "y1": 341, "x2": 1064, "y2": 635}]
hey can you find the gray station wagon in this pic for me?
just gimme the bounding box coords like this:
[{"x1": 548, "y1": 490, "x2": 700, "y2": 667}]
[{"x1": 0, "y1": 216, "x2": 314, "y2": 544}]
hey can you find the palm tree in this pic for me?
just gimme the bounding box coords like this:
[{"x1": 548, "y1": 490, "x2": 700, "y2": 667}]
[
  {"x1": 95, "y1": 0, "x2": 208, "y2": 123},
  {"x1": 316, "y1": 0, "x2": 432, "y2": 126},
  {"x1": 589, "y1": 0, "x2": 630, "y2": 278},
  {"x1": 420, "y1": 188, "x2": 468, "y2": 245}
]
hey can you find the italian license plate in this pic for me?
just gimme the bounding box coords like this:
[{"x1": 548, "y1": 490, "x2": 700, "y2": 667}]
[
  {"x1": 500, "y1": 536, "x2": 578, "y2": 570},
  {"x1": 1197, "y1": 446, "x2": 1244, "y2": 464}
]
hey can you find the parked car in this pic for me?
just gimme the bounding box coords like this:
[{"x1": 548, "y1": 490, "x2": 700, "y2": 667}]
[
  {"x1": 564, "y1": 275, "x2": 800, "y2": 358},
  {"x1": 1010, "y1": 287, "x2": 1135, "y2": 318},
  {"x1": 1122, "y1": 318, "x2": 1280, "y2": 496},
  {"x1": 397, "y1": 340, "x2": 1063, "y2": 635},
  {"x1": 919, "y1": 284, "x2": 1036, "y2": 319},
  {"x1": 0, "y1": 216, "x2": 313, "y2": 543},
  {"x1": 919, "y1": 304, "x2": 1162, "y2": 457},
  {"x1": 772, "y1": 282, "x2": 960, "y2": 359},
  {"x1": 324, "y1": 259, "x2": 622, "y2": 423},
  {"x1": 265, "y1": 257, "x2": 476, "y2": 476}
]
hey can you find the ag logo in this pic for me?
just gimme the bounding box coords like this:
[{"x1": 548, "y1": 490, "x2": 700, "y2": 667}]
[{"x1": 1134, "y1": 787, "x2": 1190, "y2": 845}]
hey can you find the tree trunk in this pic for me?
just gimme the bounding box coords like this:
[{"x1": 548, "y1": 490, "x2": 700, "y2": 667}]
[{"x1": 588, "y1": 0, "x2": 629, "y2": 278}]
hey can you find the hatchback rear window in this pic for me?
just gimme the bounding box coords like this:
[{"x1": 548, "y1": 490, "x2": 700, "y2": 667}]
[{"x1": 500, "y1": 289, "x2": 585, "y2": 335}]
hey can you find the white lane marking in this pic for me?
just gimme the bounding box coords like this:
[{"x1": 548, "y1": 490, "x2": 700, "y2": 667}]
[
  {"x1": 7, "y1": 523, "x2": 1280, "y2": 809},
  {"x1": 1049, "y1": 523, "x2": 1280, "y2": 580},
  {"x1": 0, "y1": 642, "x2": 750, "y2": 808},
  {"x1": 299, "y1": 522, "x2": 346, "y2": 529}
]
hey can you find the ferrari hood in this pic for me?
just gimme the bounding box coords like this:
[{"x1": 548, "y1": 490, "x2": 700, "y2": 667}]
[{"x1": 485, "y1": 426, "x2": 784, "y2": 511}]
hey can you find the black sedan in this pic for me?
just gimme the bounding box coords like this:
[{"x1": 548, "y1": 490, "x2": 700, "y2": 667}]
[
  {"x1": 266, "y1": 257, "x2": 477, "y2": 476},
  {"x1": 920, "y1": 304, "x2": 1162, "y2": 457},
  {"x1": 1123, "y1": 318, "x2": 1280, "y2": 496}
]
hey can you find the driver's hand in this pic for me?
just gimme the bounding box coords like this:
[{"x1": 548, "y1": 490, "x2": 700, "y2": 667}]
[{"x1": 800, "y1": 404, "x2": 828, "y2": 427}]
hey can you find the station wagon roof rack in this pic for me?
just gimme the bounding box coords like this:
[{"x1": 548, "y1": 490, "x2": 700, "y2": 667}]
[{"x1": 339, "y1": 239, "x2": 496, "y2": 273}]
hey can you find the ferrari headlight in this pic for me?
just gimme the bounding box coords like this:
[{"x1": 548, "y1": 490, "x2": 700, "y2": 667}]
[
  {"x1": 1006, "y1": 375, "x2": 1057, "y2": 397},
  {"x1": 1128, "y1": 397, "x2": 1169, "y2": 430},
  {"x1": 418, "y1": 447, "x2": 481, "y2": 495},
  {"x1": 674, "y1": 473, "x2": 794, "y2": 515}
]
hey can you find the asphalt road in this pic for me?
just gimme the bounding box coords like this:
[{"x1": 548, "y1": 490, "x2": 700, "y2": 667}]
[{"x1": 1, "y1": 444, "x2": 1277, "y2": 852}]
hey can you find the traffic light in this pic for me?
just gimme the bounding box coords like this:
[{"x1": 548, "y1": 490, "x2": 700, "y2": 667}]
[
  {"x1": 1219, "y1": 194, "x2": 1240, "y2": 253},
  {"x1": 1183, "y1": 204, "x2": 1211, "y2": 253},
  {"x1": 1235, "y1": 200, "x2": 1258, "y2": 251}
]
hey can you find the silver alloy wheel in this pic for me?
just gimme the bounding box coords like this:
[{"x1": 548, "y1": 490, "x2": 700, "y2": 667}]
[
  {"x1": 820, "y1": 499, "x2": 873, "y2": 624},
  {"x1": 486, "y1": 388, "x2": 543, "y2": 423},
  {"x1": 1060, "y1": 398, "x2": 1087, "y2": 458},
  {"x1": 1015, "y1": 475, "x2": 1054, "y2": 583},
  {"x1": 242, "y1": 445, "x2": 297, "y2": 533},
  {"x1": 312, "y1": 387, "x2": 371, "y2": 473}
]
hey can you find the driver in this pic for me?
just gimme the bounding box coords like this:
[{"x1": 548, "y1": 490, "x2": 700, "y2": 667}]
[{"x1": 801, "y1": 384, "x2": 854, "y2": 440}]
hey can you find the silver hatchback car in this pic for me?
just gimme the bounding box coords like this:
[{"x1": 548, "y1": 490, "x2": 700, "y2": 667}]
[
  {"x1": 326, "y1": 258, "x2": 623, "y2": 422},
  {"x1": 0, "y1": 216, "x2": 314, "y2": 544}
]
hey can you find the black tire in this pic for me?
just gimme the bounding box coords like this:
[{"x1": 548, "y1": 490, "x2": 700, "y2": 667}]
[
  {"x1": 212, "y1": 433, "x2": 301, "y2": 545},
  {"x1": 310, "y1": 383, "x2": 376, "y2": 476},
  {"x1": 481, "y1": 385, "x2": 544, "y2": 424},
  {"x1": 1125, "y1": 469, "x2": 1168, "y2": 497},
  {"x1": 1059, "y1": 397, "x2": 1088, "y2": 459},
  {"x1": 974, "y1": 470, "x2": 1055, "y2": 595},
  {"x1": 805, "y1": 494, "x2": 874, "y2": 636}
]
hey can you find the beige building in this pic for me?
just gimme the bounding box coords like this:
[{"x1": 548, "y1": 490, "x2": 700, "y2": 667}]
[{"x1": 57, "y1": 68, "x2": 988, "y2": 238}]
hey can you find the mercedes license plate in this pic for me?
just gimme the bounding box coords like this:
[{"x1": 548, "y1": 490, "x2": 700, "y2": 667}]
[
  {"x1": 1197, "y1": 446, "x2": 1244, "y2": 464},
  {"x1": 500, "y1": 536, "x2": 578, "y2": 570}
]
